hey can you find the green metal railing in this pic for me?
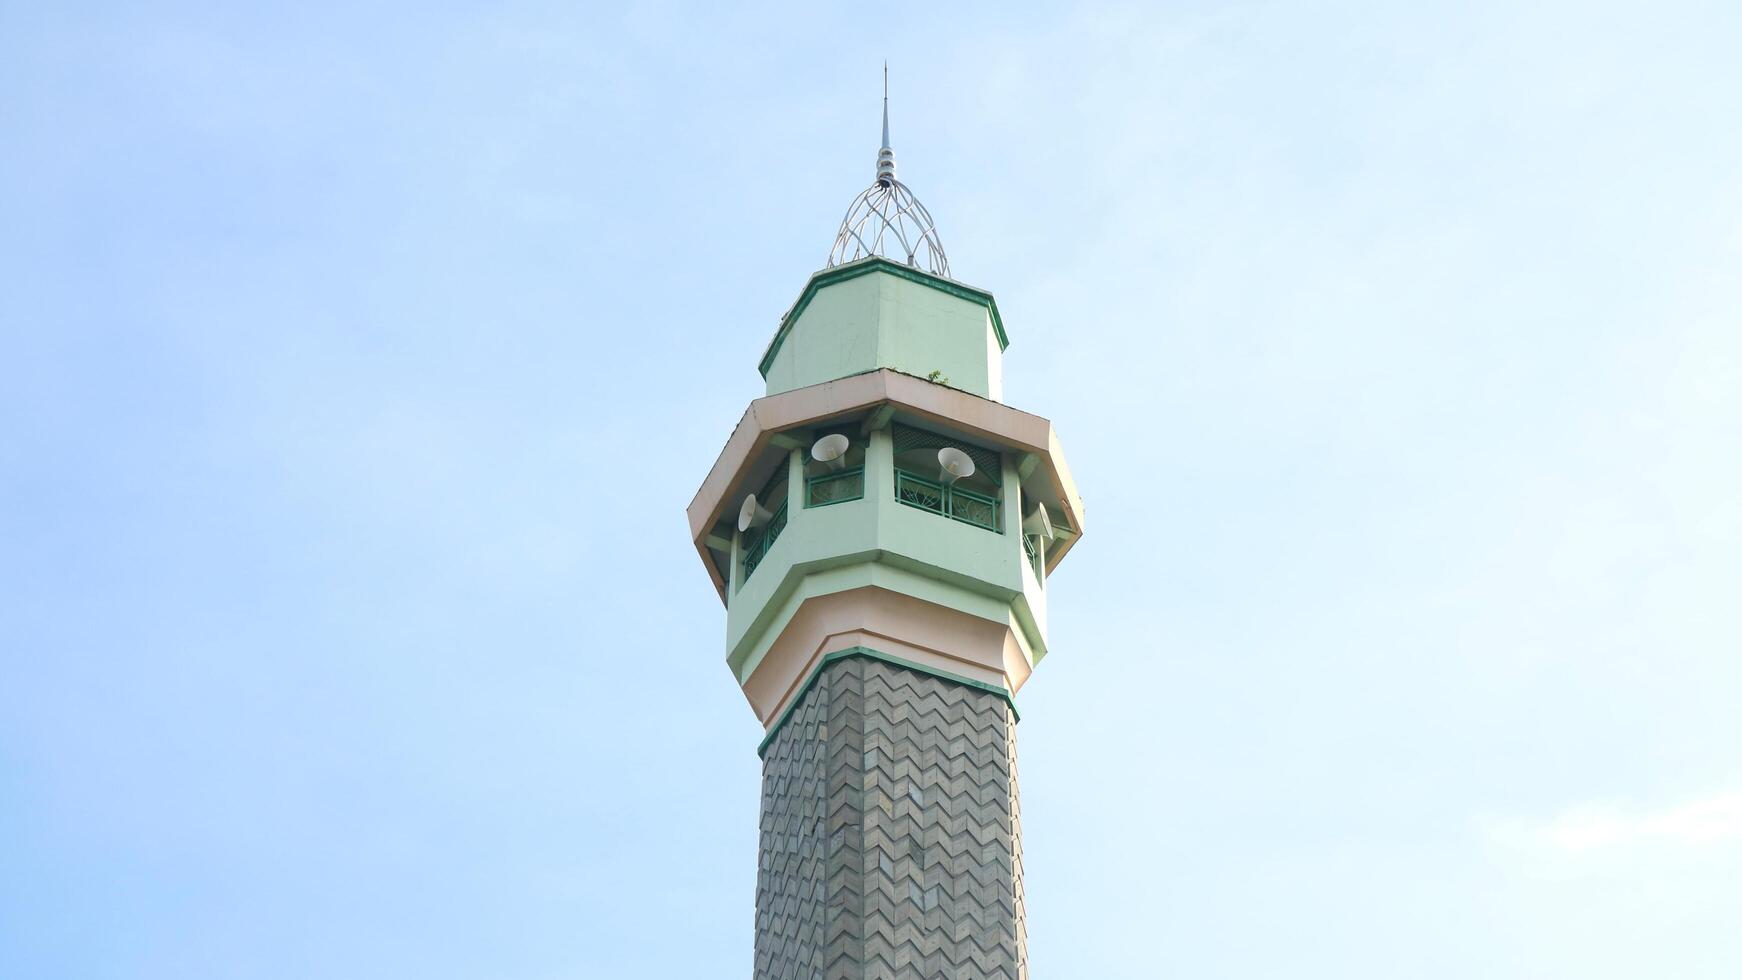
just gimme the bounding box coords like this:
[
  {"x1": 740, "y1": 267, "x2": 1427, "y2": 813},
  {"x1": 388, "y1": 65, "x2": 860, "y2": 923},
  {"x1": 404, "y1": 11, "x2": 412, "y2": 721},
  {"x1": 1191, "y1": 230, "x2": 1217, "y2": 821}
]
[
  {"x1": 1022, "y1": 531, "x2": 1044, "y2": 580},
  {"x1": 740, "y1": 500, "x2": 788, "y2": 582},
  {"x1": 806, "y1": 467, "x2": 864, "y2": 507},
  {"x1": 893, "y1": 469, "x2": 1002, "y2": 532}
]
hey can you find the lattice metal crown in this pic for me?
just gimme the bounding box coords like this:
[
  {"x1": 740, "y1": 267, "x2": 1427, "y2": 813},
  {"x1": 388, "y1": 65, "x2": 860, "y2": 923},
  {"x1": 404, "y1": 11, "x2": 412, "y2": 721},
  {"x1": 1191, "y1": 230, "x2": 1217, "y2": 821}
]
[
  {"x1": 826, "y1": 72, "x2": 951, "y2": 278},
  {"x1": 828, "y1": 178, "x2": 950, "y2": 277}
]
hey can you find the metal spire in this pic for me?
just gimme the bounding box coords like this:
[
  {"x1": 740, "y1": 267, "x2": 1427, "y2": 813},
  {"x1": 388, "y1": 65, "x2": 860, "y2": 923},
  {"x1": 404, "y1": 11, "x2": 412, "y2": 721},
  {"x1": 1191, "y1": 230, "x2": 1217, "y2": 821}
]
[
  {"x1": 829, "y1": 63, "x2": 949, "y2": 277},
  {"x1": 876, "y1": 62, "x2": 896, "y2": 186},
  {"x1": 881, "y1": 62, "x2": 890, "y2": 148}
]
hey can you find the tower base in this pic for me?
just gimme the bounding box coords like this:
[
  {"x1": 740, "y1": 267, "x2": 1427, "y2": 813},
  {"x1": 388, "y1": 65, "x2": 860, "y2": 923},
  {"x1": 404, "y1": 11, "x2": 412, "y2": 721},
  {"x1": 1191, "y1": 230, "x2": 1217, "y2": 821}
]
[{"x1": 754, "y1": 654, "x2": 1026, "y2": 979}]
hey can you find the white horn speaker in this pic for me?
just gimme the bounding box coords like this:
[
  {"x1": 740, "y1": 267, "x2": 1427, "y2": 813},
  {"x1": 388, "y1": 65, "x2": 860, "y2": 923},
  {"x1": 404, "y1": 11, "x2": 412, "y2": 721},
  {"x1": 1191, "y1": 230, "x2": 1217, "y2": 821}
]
[
  {"x1": 737, "y1": 493, "x2": 773, "y2": 533},
  {"x1": 937, "y1": 447, "x2": 975, "y2": 485},
  {"x1": 1022, "y1": 500, "x2": 1055, "y2": 542},
  {"x1": 811, "y1": 433, "x2": 850, "y2": 471}
]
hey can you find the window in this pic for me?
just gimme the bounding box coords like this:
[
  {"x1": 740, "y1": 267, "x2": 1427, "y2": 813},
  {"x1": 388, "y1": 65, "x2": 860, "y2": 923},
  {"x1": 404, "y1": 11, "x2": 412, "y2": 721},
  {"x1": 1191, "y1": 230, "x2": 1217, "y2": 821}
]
[
  {"x1": 739, "y1": 464, "x2": 790, "y2": 584},
  {"x1": 740, "y1": 500, "x2": 787, "y2": 581},
  {"x1": 806, "y1": 467, "x2": 864, "y2": 506},
  {"x1": 889, "y1": 422, "x2": 1004, "y2": 534},
  {"x1": 803, "y1": 426, "x2": 865, "y2": 508}
]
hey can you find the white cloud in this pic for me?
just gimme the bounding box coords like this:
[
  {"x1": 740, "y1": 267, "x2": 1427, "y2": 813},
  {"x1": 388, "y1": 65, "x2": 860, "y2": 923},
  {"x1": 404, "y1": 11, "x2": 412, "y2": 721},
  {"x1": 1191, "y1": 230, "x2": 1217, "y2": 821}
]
[{"x1": 1485, "y1": 789, "x2": 1742, "y2": 854}]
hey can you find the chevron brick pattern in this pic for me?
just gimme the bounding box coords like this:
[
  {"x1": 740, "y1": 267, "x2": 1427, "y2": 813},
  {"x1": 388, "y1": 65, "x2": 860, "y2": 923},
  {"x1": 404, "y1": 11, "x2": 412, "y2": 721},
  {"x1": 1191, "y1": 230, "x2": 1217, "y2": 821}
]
[{"x1": 755, "y1": 656, "x2": 1026, "y2": 979}]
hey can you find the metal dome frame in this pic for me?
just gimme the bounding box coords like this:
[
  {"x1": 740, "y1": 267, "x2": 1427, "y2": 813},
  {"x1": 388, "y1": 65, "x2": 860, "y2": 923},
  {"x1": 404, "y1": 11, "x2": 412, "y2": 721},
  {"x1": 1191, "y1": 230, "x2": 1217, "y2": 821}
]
[
  {"x1": 827, "y1": 177, "x2": 950, "y2": 277},
  {"x1": 825, "y1": 66, "x2": 951, "y2": 278}
]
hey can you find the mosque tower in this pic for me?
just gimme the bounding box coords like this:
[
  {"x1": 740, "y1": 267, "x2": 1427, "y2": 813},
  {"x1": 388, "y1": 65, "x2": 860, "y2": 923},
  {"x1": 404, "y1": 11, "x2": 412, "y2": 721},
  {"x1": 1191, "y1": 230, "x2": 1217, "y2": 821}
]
[{"x1": 685, "y1": 75, "x2": 1085, "y2": 979}]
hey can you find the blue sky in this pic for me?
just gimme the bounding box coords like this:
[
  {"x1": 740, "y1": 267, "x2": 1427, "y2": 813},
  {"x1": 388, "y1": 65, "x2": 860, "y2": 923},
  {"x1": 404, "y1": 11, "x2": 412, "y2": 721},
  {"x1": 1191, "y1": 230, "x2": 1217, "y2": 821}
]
[{"x1": 2, "y1": 1, "x2": 1739, "y2": 976}]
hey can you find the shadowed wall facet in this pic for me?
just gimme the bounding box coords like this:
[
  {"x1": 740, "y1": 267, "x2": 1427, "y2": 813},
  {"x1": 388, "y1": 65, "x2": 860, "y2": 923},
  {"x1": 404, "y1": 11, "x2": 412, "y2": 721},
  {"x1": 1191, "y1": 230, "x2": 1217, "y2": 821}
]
[{"x1": 754, "y1": 656, "x2": 1026, "y2": 980}]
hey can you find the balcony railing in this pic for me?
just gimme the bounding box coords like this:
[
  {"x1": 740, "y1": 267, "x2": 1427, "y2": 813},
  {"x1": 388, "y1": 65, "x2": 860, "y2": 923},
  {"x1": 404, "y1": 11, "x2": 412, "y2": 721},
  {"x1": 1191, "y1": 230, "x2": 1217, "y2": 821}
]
[
  {"x1": 806, "y1": 467, "x2": 864, "y2": 507},
  {"x1": 894, "y1": 469, "x2": 1002, "y2": 532},
  {"x1": 1022, "y1": 531, "x2": 1044, "y2": 580},
  {"x1": 740, "y1": 500, "x2": 788, "y2": 583}
]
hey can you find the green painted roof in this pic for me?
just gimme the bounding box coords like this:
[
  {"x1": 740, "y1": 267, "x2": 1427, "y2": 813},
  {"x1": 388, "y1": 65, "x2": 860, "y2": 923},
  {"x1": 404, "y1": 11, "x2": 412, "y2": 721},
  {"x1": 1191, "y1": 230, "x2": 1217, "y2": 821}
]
[{"x1": 758, "y1": 257, "x2": 1009, "y2": 379}]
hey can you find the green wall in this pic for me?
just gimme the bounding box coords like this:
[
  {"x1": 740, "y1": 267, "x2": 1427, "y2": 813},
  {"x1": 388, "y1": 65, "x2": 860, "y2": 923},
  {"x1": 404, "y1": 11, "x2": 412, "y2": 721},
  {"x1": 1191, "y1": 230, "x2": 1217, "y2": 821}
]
[
  {"x1": 760, "y1": 261, "x2": 1007, "y2": 400},
  {"x1": 726, "y1": 430, "x2": 1048, "y2": 683}
]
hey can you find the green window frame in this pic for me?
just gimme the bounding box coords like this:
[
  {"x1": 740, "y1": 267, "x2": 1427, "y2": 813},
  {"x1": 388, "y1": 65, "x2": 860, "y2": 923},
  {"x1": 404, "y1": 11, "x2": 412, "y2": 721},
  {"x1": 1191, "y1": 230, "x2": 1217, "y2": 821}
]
[
  {"x1": 1022, "y1": 531, "x2": 1044, "y2": 581},
  {"x1": 893, "y1": 469, "x2": 1002, "y2": 533},
  {"x1": 805, "y1": 467, "x2": 865, "y2": 507},
  {"x1": 740, "y1": 500, "x2": 788, "y2": 582}
]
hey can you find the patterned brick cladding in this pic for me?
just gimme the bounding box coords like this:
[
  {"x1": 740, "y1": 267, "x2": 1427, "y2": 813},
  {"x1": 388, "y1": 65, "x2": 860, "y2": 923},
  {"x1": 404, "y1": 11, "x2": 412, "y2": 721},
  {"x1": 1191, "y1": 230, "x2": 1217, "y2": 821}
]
[{"x1": 754, "y1": 656, "x2": 1026, "y2": 979}]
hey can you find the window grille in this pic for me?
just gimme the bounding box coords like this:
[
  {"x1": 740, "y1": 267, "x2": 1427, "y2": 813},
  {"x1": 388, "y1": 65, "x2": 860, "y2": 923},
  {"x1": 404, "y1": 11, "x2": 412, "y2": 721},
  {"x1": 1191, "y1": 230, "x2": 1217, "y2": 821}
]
[
  {"x1": 800, "y1": 424, "x2": 865, "y2": 508},
  {"x1": 806, "y1": 467, "x2": 864, "y2": 506},
  {"x1": 893, "y1": 469, "x2": 1002, "y2": 533},
  {"x1": 1022, "y1": 531, "x2": 1044, "y2": 580},
  {"x1": 741, "y1": 500, "x2": 788, "y2": 582},
  {"x1": 890, "y1": 422, "x2": 1000, "y2": 479}
]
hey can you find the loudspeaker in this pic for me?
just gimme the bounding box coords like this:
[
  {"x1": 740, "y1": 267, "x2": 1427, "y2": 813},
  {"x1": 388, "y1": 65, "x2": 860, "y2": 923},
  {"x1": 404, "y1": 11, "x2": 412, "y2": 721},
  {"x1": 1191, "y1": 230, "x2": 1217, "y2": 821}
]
[
  {"x1": 1022, "y1": 500, "x2": 1055, "y2": 542},
  {"x1": 737, "y1": 493, "x2": 774, "y2": 533},
  {"x1": 811, "y1": 433, "x2": 850, "y2": 471},
  {"x1": 937, "y1": 447, "x2": 975, "y2": 485}
]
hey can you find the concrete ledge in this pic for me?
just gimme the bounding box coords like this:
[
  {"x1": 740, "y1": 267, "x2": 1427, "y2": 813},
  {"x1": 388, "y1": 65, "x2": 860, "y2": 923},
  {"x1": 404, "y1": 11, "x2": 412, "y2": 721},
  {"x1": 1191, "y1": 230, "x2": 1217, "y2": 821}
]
[{"x1": 739, "y1": 584, "x2": 1033, "y2": 729}]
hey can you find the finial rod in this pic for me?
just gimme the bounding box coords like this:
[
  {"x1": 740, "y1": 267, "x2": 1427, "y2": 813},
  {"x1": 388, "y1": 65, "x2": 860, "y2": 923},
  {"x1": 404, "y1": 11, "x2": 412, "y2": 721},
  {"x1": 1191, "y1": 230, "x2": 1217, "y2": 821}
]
[
  {"x1": 881, "y1": 62, "x2": 890, "y2": 150},
  {"x1": 876, "y1": 63, "x2": 897, "y2": 186}
]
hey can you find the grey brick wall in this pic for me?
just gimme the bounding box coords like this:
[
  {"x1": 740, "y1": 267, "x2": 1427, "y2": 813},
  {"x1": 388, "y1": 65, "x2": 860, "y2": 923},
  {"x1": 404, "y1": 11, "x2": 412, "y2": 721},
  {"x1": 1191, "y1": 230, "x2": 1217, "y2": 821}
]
[{"x1": 754, "y1": 656, "x2": 1026, "y2": 979}]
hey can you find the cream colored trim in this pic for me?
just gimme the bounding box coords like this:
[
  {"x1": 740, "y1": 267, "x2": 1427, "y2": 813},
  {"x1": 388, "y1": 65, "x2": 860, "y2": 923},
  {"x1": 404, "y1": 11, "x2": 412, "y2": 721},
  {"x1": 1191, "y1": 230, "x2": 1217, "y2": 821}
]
[{"x1": 739, "y1": 585, "x2": 1036, "y2": 728}]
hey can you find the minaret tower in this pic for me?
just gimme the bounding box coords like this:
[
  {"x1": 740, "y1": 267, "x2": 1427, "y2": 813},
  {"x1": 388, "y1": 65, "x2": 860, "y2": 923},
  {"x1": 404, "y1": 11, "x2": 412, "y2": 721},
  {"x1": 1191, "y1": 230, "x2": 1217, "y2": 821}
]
[{"x1": 686, "y1": 77, "x2": 1085, "y2": 979}]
